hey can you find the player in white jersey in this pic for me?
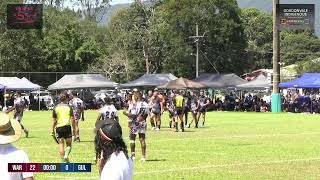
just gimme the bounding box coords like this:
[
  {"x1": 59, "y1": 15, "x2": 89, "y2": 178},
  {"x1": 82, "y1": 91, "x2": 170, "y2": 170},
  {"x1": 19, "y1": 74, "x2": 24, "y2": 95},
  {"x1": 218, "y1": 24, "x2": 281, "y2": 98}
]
[
  {"x1": 69, "y1": 91, "x2": 85, "y2": 142},
  {"x1": 187, "y1": 94, "x2": 199, "y2": 128},
  {"x1": 96, "y1": 96, "x2": 119, "y2": 123},
  {"x1": 6, "y1": 92, "x2": 29, "y2": 138},
  {"x1": 123, "y1": 90, "x2": 149, "y2": 162}
]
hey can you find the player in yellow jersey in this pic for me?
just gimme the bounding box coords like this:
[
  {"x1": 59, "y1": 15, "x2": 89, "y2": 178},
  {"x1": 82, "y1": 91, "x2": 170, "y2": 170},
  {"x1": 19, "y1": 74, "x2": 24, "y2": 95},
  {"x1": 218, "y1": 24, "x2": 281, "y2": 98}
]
[
  {"x1": 51, "y1": 92, "x2": 74, "y2": 163},
  {"x1": 173, "y1": 91, "x2": 185, "y2": 132}
]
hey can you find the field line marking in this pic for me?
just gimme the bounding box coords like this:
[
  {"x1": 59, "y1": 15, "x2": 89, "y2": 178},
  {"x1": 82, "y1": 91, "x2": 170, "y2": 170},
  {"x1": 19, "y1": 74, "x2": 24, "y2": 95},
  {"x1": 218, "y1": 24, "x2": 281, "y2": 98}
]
[
  {"x1": 153, "y1": 132, "x2": 320, "y2": 142},
  {"x1": 45, "y1": 157, "x2": 320, "y2": 179},
  {"x1": 46, "y1": 176, "x2": 98, "y2": 179},
  {"x1": 135, "y1": 157, "x2": 320, "y2": 174}
]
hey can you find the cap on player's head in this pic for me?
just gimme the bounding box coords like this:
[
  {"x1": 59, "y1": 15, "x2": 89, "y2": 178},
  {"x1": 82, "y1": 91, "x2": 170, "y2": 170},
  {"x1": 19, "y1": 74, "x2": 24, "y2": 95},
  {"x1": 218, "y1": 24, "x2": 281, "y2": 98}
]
[
  {"x1": 104, "y1": 96, "x2": 112, "y2": 105},
  {"x1": 154, "y1": 88, "x2": 159, "y2": 92},
  {"x1": 95, "y1": 119, "x2": 122, "y2": 143}
]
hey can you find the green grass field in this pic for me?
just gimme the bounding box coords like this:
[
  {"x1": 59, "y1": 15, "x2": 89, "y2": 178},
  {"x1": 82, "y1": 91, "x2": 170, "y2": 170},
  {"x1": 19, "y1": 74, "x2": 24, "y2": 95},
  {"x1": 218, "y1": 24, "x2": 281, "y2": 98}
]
[{"x1": 11, "y1": 110, "x2": 320, "y2": 180}]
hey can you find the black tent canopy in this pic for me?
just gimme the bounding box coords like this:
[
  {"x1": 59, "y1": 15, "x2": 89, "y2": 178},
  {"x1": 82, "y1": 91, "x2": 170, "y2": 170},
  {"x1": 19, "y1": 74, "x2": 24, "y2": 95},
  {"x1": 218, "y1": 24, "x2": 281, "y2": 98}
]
[
  {"x1": 193, "y1": 73, "x2": 247, "y2": 89},
  {"x1": 121, "y1": 73, "x2": 178, "y2": 88},
  {"x1": 236, "y1": 75, "x2": 271, "y2": 90},
  {"x1": 48, "y1": 74, "x2": 118, "y2": 90}
]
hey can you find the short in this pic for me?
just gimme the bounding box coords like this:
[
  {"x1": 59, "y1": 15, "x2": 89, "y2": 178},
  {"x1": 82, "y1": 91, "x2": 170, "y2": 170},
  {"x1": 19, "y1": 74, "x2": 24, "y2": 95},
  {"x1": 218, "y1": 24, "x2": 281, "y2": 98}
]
[
  {"x1": 169, "y1": 111, "x2": 175, "y2": 118},
  {"x1": 183, "y1": 106, "x2": 189, "y2": 112},
  {"x1": 176, "y1": 108, "x2": 183, "y2": 116},
  {"x1": 199, "y1": 107, "x2": 206, "y2": 113},
  {"x1": 73, "y1": 115, "x2": 81, "y2": 122},
  {"x1": 191, "y1": 110, "x2": 198, "y2": 118},
  {"x1": 129, "y1": 121, "x2": 147, "y2": 135},
  {"x1": 56, "y1": 125, "x2": 72, "y2": 139},
  {"x1": 14, "y1": 113, "x2": 23, "y2": 122},
  {"x1": 152, "y1": 109, "x2": 160, "y2": 116}
]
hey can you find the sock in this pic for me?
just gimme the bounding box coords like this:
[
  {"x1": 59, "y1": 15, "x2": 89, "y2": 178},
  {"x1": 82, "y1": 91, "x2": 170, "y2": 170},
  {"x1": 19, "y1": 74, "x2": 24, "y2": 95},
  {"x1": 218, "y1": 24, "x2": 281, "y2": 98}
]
[
  {"x1": 195, "y1": 122, "x2": 198, "y2": 128},
  {"x1": 169, "y1": 121, "x2": 172, "y2": 128},
  {"x1": 64, "y1": 146, "x2": 71, "y2": 159},
  {"x1": 175, "y1": 122, "x2": 178, "y2": 131},
  {"x1": 158, "y1": 125, "x2": 160, "y2": 129},
  {"x1": 61, "y1": 157, "x2": 65, "y2": 163}
]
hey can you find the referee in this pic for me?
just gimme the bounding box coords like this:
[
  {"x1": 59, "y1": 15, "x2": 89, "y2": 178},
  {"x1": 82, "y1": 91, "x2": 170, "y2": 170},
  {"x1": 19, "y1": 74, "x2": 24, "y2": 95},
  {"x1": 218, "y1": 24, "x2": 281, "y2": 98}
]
[{"x1": 51, "y1": 92, "x2": 74, "y2": 163}]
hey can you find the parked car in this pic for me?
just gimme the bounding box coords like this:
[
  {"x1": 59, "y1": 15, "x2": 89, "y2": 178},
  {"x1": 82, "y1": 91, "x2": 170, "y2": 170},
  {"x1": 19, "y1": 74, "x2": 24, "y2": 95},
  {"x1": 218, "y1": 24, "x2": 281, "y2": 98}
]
[{"x1": 30, "y1": 91, "x2": 54, "y2": 110}]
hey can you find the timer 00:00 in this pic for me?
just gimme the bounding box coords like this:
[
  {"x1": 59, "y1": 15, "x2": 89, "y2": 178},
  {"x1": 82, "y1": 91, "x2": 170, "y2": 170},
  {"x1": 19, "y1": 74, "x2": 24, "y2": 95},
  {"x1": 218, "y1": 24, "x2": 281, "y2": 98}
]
[{"x1": 42, "y1": 165, "x2": 57, "y2": 171}]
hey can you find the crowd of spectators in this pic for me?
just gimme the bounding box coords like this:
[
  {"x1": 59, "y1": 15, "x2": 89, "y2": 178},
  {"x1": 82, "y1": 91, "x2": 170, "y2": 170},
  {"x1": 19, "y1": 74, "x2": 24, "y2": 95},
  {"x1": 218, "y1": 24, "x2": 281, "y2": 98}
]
[
  {"x1": 212, "y1": 93, "x2": 270, "y2": 112},
  {"x1": 2, "y1": 89, "x2": 320, "y2": 114},
  {"x1": 282, "y1": 89, "x2": 320, "y2": 113}
]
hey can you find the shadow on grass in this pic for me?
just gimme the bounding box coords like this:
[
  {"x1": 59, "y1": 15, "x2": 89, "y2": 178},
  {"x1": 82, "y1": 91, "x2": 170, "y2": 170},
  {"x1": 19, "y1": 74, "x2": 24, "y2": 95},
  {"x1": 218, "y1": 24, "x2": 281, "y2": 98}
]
[
  {"x1": 146, "y1": 159, "x2": 166, "y2": 162},
  {"x1": 156, "y1": 128, "x2": 196, "y2": 133},
  {"x1": 23, "y1": 137, "x2": 36, "y2": 139}
]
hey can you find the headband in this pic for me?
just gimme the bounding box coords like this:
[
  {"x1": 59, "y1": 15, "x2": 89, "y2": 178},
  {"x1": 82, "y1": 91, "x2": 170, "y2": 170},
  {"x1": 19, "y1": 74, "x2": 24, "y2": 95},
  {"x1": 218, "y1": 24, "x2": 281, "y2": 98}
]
[{"x1": 99, "y1": 129, "x2": 113, "y2": 143}]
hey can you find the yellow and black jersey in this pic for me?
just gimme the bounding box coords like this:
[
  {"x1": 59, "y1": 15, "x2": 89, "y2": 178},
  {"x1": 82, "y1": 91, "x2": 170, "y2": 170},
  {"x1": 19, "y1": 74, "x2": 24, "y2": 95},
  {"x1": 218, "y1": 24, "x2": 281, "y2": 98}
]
[{"x1": 52, "y1": 103, "x2": 73, "y2": 128}]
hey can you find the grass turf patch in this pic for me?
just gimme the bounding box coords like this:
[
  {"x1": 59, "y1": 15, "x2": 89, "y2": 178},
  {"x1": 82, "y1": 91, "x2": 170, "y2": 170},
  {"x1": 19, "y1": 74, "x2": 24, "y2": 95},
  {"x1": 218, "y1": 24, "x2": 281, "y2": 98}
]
[{"x1": 11, "y1": 111, "x2": 320, "y2": 179}]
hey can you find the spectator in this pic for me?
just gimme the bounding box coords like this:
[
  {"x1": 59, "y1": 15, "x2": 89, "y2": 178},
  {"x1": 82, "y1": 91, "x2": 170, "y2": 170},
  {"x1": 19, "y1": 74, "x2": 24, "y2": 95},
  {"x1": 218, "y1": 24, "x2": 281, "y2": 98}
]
[
  {"x1": 215, "y1": 98, "x2": 223, "y2": 111},
  {"x1": 260, "y1": 101, "x2": 268, "y2": 112},
  {"x1": 0, "y1": 113, "x2": 34, "y2": 180},
  {"x1": 40, "y1": 99, "x2": 47, "y2": 110},
  {"x1": 95, "y1": 119, "x2": 133, "y2": 180}
]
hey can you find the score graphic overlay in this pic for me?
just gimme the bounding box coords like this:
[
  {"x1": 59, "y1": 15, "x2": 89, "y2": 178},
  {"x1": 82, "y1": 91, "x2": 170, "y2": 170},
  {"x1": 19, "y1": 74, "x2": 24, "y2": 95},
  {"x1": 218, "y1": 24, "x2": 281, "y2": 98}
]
[
  {"x1": 8, "y1": 163, "x2": 91, "y2": 173},
  {"x1": 7, "y1": 4, "x2": 43, "y2": 29},
  {"x1": 277, "y1": 4, "x2": 315, "y2": 30}
]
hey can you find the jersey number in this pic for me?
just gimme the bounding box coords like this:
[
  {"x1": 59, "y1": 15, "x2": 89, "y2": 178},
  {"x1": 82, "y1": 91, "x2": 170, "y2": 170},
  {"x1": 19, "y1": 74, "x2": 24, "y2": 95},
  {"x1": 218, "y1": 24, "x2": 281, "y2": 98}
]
[
  {"x1": 139, "y1": 108, "x2": 146, "y2": 115},
  {"x1": 105, "y1": 111, "x2": 115, "y2": 118}
]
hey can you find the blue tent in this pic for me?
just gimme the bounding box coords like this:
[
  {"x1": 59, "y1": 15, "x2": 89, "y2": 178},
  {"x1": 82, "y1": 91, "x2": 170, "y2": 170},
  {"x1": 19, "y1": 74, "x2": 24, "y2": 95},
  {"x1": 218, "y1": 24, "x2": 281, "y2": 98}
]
[{"x1": 279, "y1": 73, "x2": 320, "y2": 88}]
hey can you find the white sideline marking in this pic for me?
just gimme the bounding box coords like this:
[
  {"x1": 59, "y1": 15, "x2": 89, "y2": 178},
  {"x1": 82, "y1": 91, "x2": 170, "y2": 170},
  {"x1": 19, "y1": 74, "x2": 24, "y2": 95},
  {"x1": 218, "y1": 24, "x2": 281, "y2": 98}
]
[
  {"x1": 47, "y1": 176, "x2": 98, "y2": 179},
  {"x1": 154, "y1": 132, "x2": 320, "y2": 142},
  {"x1": 19, "y1": 132, "x2": 320, "y2": 149},
  {"x1": 135, "y1": 157, "x2": 320, "y2": 175},
  {"x1": 45, "y1": 157, "x2": 320, "y2": 179}
]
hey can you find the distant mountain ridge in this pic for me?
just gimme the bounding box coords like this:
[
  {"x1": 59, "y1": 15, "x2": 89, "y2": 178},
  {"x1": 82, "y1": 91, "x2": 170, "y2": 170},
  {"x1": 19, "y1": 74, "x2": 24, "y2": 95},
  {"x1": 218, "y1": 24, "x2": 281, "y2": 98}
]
[{"x1": 99, "y1": 0, "x2": 319, "y2": 36}]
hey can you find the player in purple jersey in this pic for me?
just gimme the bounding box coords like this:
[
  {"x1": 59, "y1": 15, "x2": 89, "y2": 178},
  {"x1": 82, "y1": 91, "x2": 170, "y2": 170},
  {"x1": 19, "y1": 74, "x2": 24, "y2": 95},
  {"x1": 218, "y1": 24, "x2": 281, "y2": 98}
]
[
  {"x1": 6, "y1": 92, "x2": 29, "y2": 138},
  {"x1": 123, "y1": 90, "x2": 149, "y2": 162},
  {"x1": 69, "y1": 91, "x2": 85, "y2": 142},
  {"x1": 187, "y1": 94, "x2": 199, "y2": 128}
]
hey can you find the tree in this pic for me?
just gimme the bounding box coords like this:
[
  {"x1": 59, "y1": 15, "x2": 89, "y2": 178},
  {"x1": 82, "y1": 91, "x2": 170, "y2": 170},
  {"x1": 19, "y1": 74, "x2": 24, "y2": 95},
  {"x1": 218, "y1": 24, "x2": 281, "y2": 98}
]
[
  {"x1": 41, "y1": 7, "x2": 101, "y2": 72},
  {"x1": 281, "y1": 31, "x2": 320, "y2": 66},
  {"x1": 296, "y1": 58, "x2": 320, "y2": 75},
  {"x1": 156, "y1": 0, "x2": 248, "y2": 76},
  {"x1": 102, "y1": 0, "x2": 248, "y2": 80},
  {"x1": 240, "y1": 8, "x2": 273, "y2": 71}
]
